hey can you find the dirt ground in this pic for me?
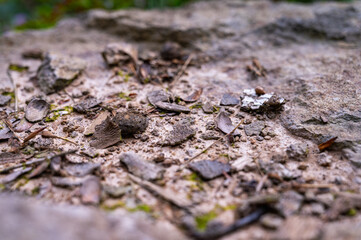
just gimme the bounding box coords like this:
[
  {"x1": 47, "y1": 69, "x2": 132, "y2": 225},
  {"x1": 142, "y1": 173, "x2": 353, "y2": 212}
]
[{"x1": 1, "y1": 0, "x2": 361, "y2": 239}]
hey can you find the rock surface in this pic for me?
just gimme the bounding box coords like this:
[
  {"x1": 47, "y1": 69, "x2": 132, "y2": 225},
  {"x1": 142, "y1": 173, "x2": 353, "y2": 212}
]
[{"x1": 1, "y1": 1, "x2": 361, "y2": 239}]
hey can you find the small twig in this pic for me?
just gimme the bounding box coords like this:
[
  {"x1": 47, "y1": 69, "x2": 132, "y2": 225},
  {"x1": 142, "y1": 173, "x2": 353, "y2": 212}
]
[
  {"x1": 3, "y1": 118, "x2": 20, "y2": 140},
  {"x1": 169, "y1": 54, "x2": 194, "y2": 90},
  {"x1": 187, "y1": 120, "x2": 243, "y2": 162},
  {"x1": 256, "y1": 175, "x2": 268, "y2": 193},
  {"x1": 6, "y1": 69, "x2": 18, "y2": 112},
  {"x1": 41, "y1": 130, "x2": 78, "y2": 145},
  {"x1": 22, "y1": 126, "x2": 47, "y2": 146},
  {"x1": 0, "y1": 149, "x2": 76, "y2": 174}
]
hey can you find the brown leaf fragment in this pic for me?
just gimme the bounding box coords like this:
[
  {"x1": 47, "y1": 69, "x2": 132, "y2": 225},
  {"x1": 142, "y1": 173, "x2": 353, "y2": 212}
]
[
  {"x1": 90, "y1": 117, "x2": 122, "y2": 149},
  {"x1": 27, "y1": 161, "x2": 50, "y2": 179},
  {"x1": 318, "y1": 137, "x2": 338, "y2": 151},
  {"x1": 137, "y1": 62, "x2": 152, "y2": 83},
  {"x1": 84, "y1": 111, "x2": 109, "y2": 136},
  {"x1": 80, "y1": 176, "x2": 101, "y2": 205},
  {"x1": 215, "y1": 110, "x2": 241, "y2": 136},
  {"x1": 182, "y1": 88, "x2": 203, "y2": 103}
]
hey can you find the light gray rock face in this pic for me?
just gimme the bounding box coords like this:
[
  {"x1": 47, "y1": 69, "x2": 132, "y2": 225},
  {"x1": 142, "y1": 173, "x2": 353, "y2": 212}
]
[
  {"x1": 0, "y1": 194, "x2": 186, "y2": 240},
  {"x1": 1, "y1": 1, "x2": 361, "y2": 240}
]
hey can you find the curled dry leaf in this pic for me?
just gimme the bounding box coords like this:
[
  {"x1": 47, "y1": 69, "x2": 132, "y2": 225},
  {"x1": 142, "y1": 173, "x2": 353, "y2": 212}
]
[
  {"x1": 318, "y1": 137, "x2": 338, "y2": 151},
  {"x1": 147, "y1": 90, "x2": 172, "y2": 106},
  {"x1": 215, "y1": 110, "x2": 241, "y2": 136},
  {"x1": 182, "y1": 88, "x2": 203, "y2": 103},
  {"x1": 27, "y1": 161, "x2": 50, "y2": 179},
  {"x1": 25, "y1": 98, "x2": 50, "y2": 123},
  {"x1": 137, "y1": 62, "x2": 152, "y2": 83},
  {"x1": 102, "y1": 43, "x2": 138, "y2": 67}
]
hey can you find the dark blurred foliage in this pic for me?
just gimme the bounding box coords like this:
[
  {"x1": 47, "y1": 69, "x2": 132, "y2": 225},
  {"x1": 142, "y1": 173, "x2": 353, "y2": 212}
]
[
  {"x1": 0, "y1": 0, "x2": 353, "y2": 34},
  {"x1": 0, "y1": 0, "x2": 194, "y2": 33}
]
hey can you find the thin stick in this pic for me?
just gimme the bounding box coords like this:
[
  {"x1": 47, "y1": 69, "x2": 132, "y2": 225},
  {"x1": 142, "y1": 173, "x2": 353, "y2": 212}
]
[
  {"x1": 41, "y1": 130, "x2": 78, "y2": 145},
  {"x1": 256, "y1": 175, "x2": 268, "y2": 193},
  {"x1": 169, "y1": 54, "x2": 194, "y2": 90},
  {"x1": 187, "y1": 120, "x2": 243, "y2": 162},
  {"x1": 6, "y1": 69, "x2": 18, "y2": 112},
  {"x1": 22, "y1": 126, "x2": 47, "y2": 146}
]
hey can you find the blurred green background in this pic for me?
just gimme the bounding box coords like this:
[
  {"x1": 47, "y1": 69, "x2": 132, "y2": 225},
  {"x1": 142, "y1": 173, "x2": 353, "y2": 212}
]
[{"x1": 0, "y1": 0, "x2": 353, "y2": 34}]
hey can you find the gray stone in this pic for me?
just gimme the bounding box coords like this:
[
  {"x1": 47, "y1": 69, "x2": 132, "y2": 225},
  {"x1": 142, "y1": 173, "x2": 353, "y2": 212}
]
[
  {"x1": 275, "y1": 216, "x2": 322, "y2": 240},
  {"x1": 114, "y1": 111, "x2": 148, "y2": 136},
  {"x1": 64, "y1": 162, "x2": 101, "y2": 177},
  {"x1": 286, "y1": 144, "x2": 308, "y2": 161},
  {"x1": 155, "y1": 101, "x2": 190, "y2": 113},
  {"x1": 260, "y1": 213, "x2": 283, "y2": 230},
  {"x1": 25, "y1": 98, "x2": 50, "y2": 122},
  {"x1": 0, "y1": 94, "x2": 11, "y2": 106},
  {"x1": 80, "y1": 176, "x2": 101, "y2": 205},
  {"x1": 37, "y1": 53, "x2": 86, "y2": 94},
  {"x1": 120, "y1": 152, "x2": 164, "y2": 181},
  {"x1": 276, "y1": 191, "x2": 304, "y2": 217},
  {"x1": 189, "y1": 160, "x2": 231, "y2": 180},
  {"x1": 241, "y1": 89, "x2": 285, "y2": 113},
  {"x1": 220, "y1": 93, "x2": 240, "y2": 106},
  {"x1": 344, "y1": 144, "x2": 361, "y2": 168},
  {"x1": 317, "y1": 152, "x2": 332, "y2": 167},
  {"x1": 244, "y1": 120, "x2": 265, "y2": 136},
  {"x1": 202, "y1": 102, "x2": 214, "y2": 114},
  {"x1": 261, "y1": 161, "x2": 301, "y2": 180},
  {"x1": 73, "y1": 97, "x2": 101, "y2": 113}
]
